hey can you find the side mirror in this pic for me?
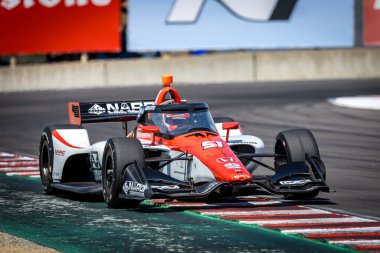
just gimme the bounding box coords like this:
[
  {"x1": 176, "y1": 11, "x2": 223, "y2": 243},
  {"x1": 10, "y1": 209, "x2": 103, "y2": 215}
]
[
  {"x1": 222, "y1": 122, "x2": 240, "y2": 143},
  {"x1": 140, "y1": 125, "x2": 160, "y2": 145}
]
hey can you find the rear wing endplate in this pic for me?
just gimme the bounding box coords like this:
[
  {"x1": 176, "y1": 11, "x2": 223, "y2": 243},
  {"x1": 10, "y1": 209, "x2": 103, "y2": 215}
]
[{"x1": 68, "y1": 100, "x2": 155, "y2": 125}]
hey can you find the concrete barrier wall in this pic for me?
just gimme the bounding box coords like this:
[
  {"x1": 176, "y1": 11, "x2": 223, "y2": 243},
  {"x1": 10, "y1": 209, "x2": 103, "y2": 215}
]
[
  {"x1": 256, "y1": 49, "x2": 380, "y2": 81},
  {"x1": 0, "y1": 48, "x2": 379, "y2": 92},
  {"x1": 0, "y1": 61, "x2": 106, "y2": 91},
  {"x1": 106, "y1": 52, "x2": 255, "y2": 86}
]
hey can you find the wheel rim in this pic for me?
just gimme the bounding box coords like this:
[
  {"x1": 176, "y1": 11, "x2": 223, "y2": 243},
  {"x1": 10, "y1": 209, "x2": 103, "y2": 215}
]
[
  {"x1": 274, "y1": 140, "x2": 288, "y2": 170},
  {"x1": 40, "y1": 143, "x2": 51, "y2": 186},
  {"x1": 105, "y1": 155, "x2": 114, "y2": 191}
]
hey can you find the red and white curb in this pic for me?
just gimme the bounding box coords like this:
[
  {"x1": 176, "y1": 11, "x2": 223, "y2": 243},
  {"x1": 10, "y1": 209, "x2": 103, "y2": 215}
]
[
  {"x1": 0, "y1": 152, "x2": 39, "y2": 178},
  {"x1": 153, "y1": 197, "x2": 380, "y2": 252},
  {"x1": 2, "y1": 151, "x2": 380, "y2": 251},
  {"x1": 328, "y1": 95, "x2": 380, "y2": 111}
]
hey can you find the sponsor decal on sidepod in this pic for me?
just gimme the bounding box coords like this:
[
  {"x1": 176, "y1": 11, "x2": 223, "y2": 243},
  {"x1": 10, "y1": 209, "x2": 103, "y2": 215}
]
[{"x1": 54, "y1": 150, "x2": 66, "y2": 156}]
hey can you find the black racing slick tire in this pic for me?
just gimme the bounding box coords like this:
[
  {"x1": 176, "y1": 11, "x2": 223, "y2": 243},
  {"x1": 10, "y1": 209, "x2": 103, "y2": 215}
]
[
  {"x1": 274, "y1": 129, "x2": 326, "y2": 200},
  {"x1": 39, "y1": 134, "x2": 55, "y2": 194},
  {"x1": 275, "y1": 128, "x2": 320, "y2": 167},
  {"x1": 102, "y1": 137, "x2": 146, "y2": 208},
  {"x1": 213, "y1": 117, "x2": 235, "y2": 123}
]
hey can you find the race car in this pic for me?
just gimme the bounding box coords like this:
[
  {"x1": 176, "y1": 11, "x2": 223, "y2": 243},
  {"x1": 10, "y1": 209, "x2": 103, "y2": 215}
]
[{"x1": 39, "y1": 75, "x2": 330, "y2": 208}]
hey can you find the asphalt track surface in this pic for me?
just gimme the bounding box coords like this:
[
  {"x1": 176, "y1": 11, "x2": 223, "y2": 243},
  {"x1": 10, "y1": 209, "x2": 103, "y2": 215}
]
[{"x1": 0, "y1": 79, "x2": 379, "y2": 252}]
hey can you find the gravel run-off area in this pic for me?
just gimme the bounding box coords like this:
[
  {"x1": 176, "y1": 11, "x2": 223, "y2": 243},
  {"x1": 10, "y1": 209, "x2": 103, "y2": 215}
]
[{"x1": 0, "y1": 232, "x2": 58, "y2": 253}]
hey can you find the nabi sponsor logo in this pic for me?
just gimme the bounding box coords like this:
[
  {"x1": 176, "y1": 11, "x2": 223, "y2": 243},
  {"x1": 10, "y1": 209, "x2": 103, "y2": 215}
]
[{"x1": 88, "y1": 104, "x2": 106, "y2": 115}]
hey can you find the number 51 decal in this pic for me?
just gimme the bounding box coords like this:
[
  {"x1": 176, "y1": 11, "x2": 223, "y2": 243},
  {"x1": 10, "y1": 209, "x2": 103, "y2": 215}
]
[{"x1": 201, "y1": 141, "x2": 223, "y2": 149}]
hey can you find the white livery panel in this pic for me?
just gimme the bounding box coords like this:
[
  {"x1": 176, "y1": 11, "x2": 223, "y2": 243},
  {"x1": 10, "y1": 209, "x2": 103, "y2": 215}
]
[{"x1": 51, "y1": 129, "x2": 90, "y2": 181}]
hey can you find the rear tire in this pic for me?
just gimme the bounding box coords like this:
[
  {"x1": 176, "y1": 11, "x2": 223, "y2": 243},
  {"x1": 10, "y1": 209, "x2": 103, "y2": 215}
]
[
  {"x1": 102, "y1": 137, "x2": 145, "y2": 208},
  {"x1": 39, "y1": 135, "x2": 55, "y2": 194},
  {"x1": 274, "y1": 129, "x2": 325, "y2": 200}
]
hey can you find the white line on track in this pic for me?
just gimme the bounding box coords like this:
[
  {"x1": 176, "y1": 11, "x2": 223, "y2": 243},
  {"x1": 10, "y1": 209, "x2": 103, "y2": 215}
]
[
  {"x1": 282, "y1": 226, "x2": 380, "y2": 235},
  {"x1": 328, "y1": 95, "x2": 380, "y2": 110},
  {"x1": 199, "y1": 209, "x2": 331, "y2": 216},
  {"x1": 6, "y1": 172, "x2": 40, "y2": 176},
  {"x1": 0, "y1": 157, "x2": 36, "y2": 162},
  {"x1": 329, "y1": 240, "x2": 380, "y2": 246},
  {"x1": 0, "y1": 161, "x2": 38, "y2": 164},
  {"x1": 164, "y1": 200, "x2": 281, "y2": 208},
  {"x1": 240, "y1": 217, "x2": 373, "y2": 225},
  {"x1": 0, "y1": 152, "x2": 17, "y2": 157}
]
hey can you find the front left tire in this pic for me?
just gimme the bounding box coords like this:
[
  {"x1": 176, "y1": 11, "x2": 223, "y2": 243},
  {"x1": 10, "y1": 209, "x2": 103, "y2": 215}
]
[{"x1": 102, "y1": 137, "x2": 146, "y2": 208}]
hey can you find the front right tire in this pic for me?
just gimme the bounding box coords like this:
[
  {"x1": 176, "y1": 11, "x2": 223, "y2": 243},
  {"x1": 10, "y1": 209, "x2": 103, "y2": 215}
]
[{"x1": 274, "y1": 129, "x2": 326, "y2": 200}]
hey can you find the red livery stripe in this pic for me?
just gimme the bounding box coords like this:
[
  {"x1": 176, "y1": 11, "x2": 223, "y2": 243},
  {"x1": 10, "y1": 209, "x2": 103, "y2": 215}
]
[{"x1": 52, "y1": 130, "x2": 83, "y2": 149}]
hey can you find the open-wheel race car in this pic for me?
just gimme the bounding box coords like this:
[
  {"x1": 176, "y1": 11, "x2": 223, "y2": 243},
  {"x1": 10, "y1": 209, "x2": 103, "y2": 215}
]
[{"x1": 39, "y1": 75, "x2": 331, "y2": 207}]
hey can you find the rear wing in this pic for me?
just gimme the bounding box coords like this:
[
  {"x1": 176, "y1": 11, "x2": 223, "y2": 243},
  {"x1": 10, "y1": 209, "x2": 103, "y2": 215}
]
[{"x1": 68, "y1": 101, "x2": 155, "y2": 125}]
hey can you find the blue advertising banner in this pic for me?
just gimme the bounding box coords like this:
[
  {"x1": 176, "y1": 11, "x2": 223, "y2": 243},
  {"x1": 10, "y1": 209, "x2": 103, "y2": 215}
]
[{"x1": 128, "y1": 0, "x2": 354, "y2": 51}]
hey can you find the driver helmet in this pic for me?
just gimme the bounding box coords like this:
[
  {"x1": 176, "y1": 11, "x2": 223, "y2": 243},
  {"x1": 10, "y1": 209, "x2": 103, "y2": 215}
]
[{"x1": 162, "y1": 113, "x2": 189, "y2": 131}]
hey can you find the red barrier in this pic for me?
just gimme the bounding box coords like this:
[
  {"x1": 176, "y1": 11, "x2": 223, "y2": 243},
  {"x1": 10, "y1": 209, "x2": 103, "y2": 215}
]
[
  {"x1": 0, "y1": 0, "x2": 120, "y2": 54},
  {"x1": 364, "y1": 0, "x2": 380, "y2": 45}
]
